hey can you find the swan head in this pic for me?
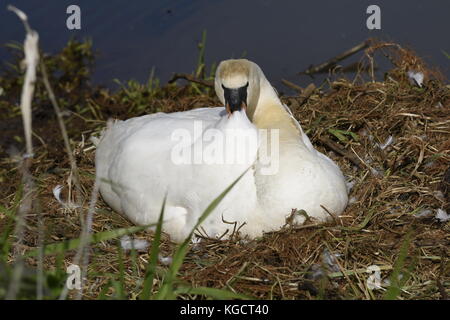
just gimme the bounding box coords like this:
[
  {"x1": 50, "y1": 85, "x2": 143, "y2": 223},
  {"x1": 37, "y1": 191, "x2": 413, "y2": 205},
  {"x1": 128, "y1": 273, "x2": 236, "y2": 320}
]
[{"x1": 215, "y1": 59, "x2": 261, "y2": 120}]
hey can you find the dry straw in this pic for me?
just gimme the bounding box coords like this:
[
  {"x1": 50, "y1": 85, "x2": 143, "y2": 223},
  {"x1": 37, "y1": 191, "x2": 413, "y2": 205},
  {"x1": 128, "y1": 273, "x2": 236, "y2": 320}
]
[{"x1": 1, "y1": 14, "x2": 448, "y2": 299}]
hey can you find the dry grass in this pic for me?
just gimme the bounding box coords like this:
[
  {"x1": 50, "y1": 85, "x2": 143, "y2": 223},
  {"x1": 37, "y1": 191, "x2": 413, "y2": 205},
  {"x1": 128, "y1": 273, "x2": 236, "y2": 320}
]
[{"x1": 0, "y1": 39, "x2": 449, "y2": 300}]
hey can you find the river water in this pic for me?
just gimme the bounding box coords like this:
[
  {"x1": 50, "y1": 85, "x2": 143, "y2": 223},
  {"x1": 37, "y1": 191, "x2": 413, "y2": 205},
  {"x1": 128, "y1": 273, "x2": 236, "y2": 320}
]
[{"x1": 0, "y1": 0, "x2": 448, "y2": 89}]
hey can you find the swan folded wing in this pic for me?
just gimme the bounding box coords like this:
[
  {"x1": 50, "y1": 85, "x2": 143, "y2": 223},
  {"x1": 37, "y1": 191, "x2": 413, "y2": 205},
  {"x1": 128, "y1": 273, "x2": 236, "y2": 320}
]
[{"x1": 281, "y1": 103, "x2": 317, "y2": 154}]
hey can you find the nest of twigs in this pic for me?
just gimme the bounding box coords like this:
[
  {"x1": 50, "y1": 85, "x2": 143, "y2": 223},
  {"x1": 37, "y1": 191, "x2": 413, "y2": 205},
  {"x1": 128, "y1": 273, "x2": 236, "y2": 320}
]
[{"x1": 0, "y1": 40, "x2": 448, "y2": 300}]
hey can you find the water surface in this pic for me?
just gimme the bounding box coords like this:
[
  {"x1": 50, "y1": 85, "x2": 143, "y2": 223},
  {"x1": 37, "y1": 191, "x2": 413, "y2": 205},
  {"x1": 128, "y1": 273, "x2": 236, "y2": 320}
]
[{"x1": 0, "y1": 0, "x2": 448, "y2": 89}]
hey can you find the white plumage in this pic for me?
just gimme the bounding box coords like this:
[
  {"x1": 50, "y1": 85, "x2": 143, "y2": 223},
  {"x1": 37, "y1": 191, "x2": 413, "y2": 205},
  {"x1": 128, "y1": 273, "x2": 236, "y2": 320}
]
[{"x1": 95, "y1": 59, "x2": 348, "y2": 243}]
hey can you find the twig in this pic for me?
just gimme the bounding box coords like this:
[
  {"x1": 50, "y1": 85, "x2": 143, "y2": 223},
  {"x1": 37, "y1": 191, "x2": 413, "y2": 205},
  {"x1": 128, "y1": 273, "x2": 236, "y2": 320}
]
[
  {"x1": 298, "y1": 83, "x2": 316, "y2": 105},
  {"x1": 318, "y1": 136, "x2": 363, "y2": 168},
  {"x1": 281, "y1": 79, "x2": 304, "y2": 93},
  {"x1": 168, "y1": 73, "x2": 213, "y2": 87},
  {"x1": 265, "y1": 222, "x2": 321, "y2": 235},
  {"x1": 320, "y1": 205, "x2": 339, "y2": 225},
  {"x1": 338, "y1": 61, "x2": 377, "y2": 74},
  {"x1": 300, "y1": 40, "x2": 372, "y2": 76}
]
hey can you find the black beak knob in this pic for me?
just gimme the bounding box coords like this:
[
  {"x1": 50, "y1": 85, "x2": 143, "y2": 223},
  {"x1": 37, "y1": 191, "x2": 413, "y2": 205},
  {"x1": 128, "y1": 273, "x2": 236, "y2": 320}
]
[{"x1": 223, "y1": 82, "x2": 248, "y2": 114}]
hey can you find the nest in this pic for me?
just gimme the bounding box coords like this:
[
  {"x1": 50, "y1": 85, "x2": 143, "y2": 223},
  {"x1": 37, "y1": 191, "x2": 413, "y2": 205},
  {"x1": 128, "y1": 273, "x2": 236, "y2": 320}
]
[{"x1": 0, "y1": 40, "x2": 448, "y2": 300}]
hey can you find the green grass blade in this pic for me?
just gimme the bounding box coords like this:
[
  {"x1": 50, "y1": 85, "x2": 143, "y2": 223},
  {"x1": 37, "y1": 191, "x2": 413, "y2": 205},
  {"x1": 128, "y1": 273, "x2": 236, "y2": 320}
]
[
  {"x1": 175, "y1": 286, "x2": 254, "y2": 300},
  {"x1": 340, "y1": 206, "x2": 377, "y2": 231},
  {"x1": 155, "y1": 167, "x2": 250, "y2": 300},
  {"x1": 0, "y1": 186, "x2": 23, "y2": 261},
  {"x1": 195, "y1": 30, "x2": 207, "y2": 78},
  {"x1": 328, "y1": 128, "x2": 359, "y2": 143},
  {"x1": 116, "y1": 245, "x2": 126, "y2": 299},
  {"x1": 383, "y1": 231, "x2": 413, "y2": 300},
  {"x1": 97, "y1": 280, "x2": 113, "y2": 300},
  {"x1": 129, "y1": 247, "x2": 139, "y2": 291},
  {"x1": 442, "y1": 50, "x2": 450, "y2": 59},
  {"x1": 140, "y1": 196, "x2": 166, "y2": 300},
  {"x1": 0, "y1": 215, "x2": 15, "y2": 262}
]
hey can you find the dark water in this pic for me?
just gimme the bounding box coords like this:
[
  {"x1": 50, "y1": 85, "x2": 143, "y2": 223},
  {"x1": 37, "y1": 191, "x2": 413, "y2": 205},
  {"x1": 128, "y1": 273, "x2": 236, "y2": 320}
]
[{"x1": 0, "y1": 0, "x2": 449, "y2": 89}]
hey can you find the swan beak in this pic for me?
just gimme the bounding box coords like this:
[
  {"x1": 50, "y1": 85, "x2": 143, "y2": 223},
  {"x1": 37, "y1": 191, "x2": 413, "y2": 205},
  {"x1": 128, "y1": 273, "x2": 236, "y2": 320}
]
[
  {"x1": 223, "y1": 85, "x2": 248, "y2": 116},
  {"x1": 226, "y1": 101, "x2": 247, "y2": 116}
]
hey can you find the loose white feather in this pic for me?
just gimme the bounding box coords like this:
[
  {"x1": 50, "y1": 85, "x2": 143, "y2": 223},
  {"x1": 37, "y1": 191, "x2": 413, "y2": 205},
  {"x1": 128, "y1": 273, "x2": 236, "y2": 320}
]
[{"x1": 120, "y1": 235, "x2": 149, "y2": 251}]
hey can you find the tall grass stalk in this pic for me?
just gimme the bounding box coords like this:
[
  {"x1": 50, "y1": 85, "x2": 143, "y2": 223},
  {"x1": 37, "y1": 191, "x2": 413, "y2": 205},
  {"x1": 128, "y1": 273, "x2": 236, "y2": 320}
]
[
  {"x1": 195, "y1": 30, "x2": 207, "y2": 79},
  {"x1": 5, "y1": 5, "x2": 39, "y2": 300},
  {"x1": 36, "y1": 200, "x2": 44, "y2": 300},
  {"x1": 39, "y1": 50, "x2": 84, "y2": 208},
  {"x1": 59, "y1": 179, "x2": 100, "y2": 300}
]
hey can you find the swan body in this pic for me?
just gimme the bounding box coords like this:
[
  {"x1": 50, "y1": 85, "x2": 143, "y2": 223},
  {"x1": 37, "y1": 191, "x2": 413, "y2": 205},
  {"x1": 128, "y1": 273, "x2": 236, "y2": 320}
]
[{"x1": 95, "y1": 59, "x2": 348, "y2": 242}]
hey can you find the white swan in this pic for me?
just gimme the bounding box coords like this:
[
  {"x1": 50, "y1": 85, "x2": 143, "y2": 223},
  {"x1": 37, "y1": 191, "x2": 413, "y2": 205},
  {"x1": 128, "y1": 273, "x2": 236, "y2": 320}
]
[{"x1": 95, "y1": 59, "x2": 348, "y2": 243}]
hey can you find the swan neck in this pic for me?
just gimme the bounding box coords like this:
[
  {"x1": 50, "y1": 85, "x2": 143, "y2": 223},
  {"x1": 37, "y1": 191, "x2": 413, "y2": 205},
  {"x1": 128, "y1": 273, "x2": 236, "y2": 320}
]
[{"x1": 252, "y1": 78, "x2": 301, "y2": 142}]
